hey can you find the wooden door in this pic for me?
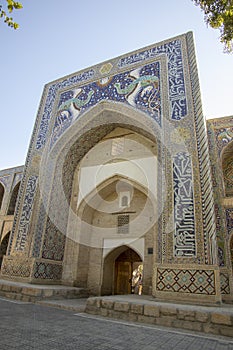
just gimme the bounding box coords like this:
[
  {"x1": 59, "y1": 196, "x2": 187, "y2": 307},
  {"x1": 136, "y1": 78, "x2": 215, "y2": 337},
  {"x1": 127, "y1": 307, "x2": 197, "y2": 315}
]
[{"x1": 115, "y1": 261, "x2": 132, "y2": 294}]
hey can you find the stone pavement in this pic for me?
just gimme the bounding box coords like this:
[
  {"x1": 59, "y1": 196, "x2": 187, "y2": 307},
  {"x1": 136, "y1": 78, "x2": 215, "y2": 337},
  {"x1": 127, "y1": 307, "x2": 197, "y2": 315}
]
[
  {"x1": 0, "y1": 297, "x2": 233, "y2": 350},
  {"x1": 0, "y1": 279, "x2": 233, "y2": 339},
  {"x1": 38, "y1": 294, "x2": 233, "y2": 338}
]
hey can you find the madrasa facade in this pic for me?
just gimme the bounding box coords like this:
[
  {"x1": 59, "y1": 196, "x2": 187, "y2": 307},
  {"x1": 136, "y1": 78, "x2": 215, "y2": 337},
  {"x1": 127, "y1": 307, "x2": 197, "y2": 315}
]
[{"x1": 0, "y1": 32, "x2": 232, "y2": 304}]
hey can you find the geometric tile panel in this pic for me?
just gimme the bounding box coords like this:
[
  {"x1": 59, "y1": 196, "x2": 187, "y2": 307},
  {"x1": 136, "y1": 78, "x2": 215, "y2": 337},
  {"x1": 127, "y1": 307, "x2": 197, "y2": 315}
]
[
  {"x1": 1, "y1": 259, "x2": 31, "y2": 278},
  {"x1": 156, "y1": 268, "x2": 216, "y2": 295},
  {"x1": 42, "y1": 218, "x2": 66, "y2": 261},
  {"x1": 33, "y1": 262, "x2": 62, "y2": 280},
  {"x1": 220, "y1": 272, "x2": 231, "y2": 295}
]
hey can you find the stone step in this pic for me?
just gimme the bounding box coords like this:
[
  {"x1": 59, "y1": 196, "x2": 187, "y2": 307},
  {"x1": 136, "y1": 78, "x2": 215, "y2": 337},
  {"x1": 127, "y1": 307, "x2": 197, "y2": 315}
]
[
  {"x1": 37, "y1": 298, "x2": 87, "y2": 312},
  {"x1": 0, "y1": 279, "x2": 89, "y2": 302},
  {"x1": 85, "y1": 295, "x2": 233, "y2": 338}
]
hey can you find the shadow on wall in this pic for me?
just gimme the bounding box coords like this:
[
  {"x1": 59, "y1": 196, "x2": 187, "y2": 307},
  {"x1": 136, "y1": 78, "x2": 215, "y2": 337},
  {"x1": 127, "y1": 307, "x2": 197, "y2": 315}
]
[{"x1": 0, "y1": 232, "x2": 10, "y2": 267}]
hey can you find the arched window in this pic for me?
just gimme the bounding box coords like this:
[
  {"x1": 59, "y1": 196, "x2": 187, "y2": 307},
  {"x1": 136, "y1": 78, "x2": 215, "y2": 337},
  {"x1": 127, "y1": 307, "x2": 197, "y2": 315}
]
[
  {"x1": 7, "y1": 182, "x2": 20, "y2": 215},
  {"x1": 119, "y1": 191, "x2": 130, "y2": 208},
  {"x1": 121, "y1": 195, "x2": 128, "y2": 207},
  {"x1": 0, "y1": 183, "x2": 4, "y2": 211}
]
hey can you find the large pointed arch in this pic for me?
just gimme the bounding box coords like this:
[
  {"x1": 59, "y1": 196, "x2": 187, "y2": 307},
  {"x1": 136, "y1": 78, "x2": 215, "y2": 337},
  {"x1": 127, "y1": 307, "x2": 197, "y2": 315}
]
[
  {"x1": 39, "y1": 101, "x2": 161, "y2": 282},
  {"x1": 76, "y1": 173, "x2": 156, "y2": 217},
  {"x1": 47, "y1": 100, "x2": 160, "y2": 209}
]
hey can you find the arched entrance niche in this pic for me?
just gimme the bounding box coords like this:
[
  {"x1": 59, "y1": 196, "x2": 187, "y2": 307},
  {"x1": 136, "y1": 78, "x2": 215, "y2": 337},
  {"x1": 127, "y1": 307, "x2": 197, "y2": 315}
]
[
  {"x1": 45, "y1": 101, "x2": 160, "y2": 214},
  {"x1": 60, "y1": 124, "x2": 157, "y2": 294},
  {"x1": 40, "y1": 102, "x2": 160, "y2": 290},
  {"x1": 62, "y1": 171, "x2": 156, "y2": 295},
  {"x1": 221, "y1": 140, "x2": 233, "y2": 197},
  {"x1": 0, "y1": 232, "x2": 10, "y2": 267},
  {"x1": 102, "y1": 245, "x2": 142, "y2": 295}
]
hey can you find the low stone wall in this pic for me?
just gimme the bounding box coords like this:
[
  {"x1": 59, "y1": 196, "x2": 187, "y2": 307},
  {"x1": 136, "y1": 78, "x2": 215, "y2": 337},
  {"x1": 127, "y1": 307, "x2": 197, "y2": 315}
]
[
  {"x1": 85, "y1": 296, "x2": 233, "y2": 338},
  {"x1": 0, "y1": 279, "x2": 88, "y2": 302}
]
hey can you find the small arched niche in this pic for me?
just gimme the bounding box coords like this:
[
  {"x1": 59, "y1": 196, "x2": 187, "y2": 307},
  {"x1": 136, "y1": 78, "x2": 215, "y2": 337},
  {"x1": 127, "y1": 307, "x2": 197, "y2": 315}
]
[
  {"x1": 7, "y1": 182, "x2": 21, "y2": 215},
  {"x1": 221, "y1": 140, "x2": 233, "y2": 197},
  {"x1": 0, "y1": 231, "x2": 10, "y2": 267},
  {"x1": 0, "y1": 183, "x2": 4, "y2": 211}
]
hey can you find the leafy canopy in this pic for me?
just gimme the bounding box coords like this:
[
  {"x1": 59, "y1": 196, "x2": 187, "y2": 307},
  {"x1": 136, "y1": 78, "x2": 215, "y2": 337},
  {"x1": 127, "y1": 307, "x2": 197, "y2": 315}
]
[
  {"x1": 192, "y1": 0, "x2": 233, "y2": 53},
  {"x1": 0, "y1": 0, "x2": 23, "y2": 29}
]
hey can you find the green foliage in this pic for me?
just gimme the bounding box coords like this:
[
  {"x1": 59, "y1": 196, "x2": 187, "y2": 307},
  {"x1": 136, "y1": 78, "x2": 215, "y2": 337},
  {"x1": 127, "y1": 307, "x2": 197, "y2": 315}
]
[
  {"x1": 192, "y1": 0, "x2": 233, "y2": 53},
  {"x1": 0, "y1": 0, "x2": 23, "y2": 29}
]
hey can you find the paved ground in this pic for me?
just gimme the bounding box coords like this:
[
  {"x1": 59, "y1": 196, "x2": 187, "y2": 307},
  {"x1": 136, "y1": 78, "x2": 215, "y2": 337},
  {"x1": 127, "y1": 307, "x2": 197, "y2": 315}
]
[{"x1": 1, "y1": 297, "x2": 233, "y2": 350}]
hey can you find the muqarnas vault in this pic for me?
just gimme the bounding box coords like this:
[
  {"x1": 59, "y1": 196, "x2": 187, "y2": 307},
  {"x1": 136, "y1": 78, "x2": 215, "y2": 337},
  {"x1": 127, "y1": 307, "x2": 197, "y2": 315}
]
[{"x1": 0, "y1": 32, "x2": 233, "y2": 304}]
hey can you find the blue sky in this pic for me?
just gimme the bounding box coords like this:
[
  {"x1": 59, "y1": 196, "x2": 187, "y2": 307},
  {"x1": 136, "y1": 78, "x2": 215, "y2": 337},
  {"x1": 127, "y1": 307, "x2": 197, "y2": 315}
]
[{"x1": 0, "y1": 0, "x2": 232, "y2": 169}]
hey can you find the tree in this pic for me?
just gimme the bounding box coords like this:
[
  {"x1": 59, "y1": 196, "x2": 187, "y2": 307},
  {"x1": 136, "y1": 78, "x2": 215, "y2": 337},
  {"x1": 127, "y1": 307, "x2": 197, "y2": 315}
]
[
  {"x1": 192, "y1": 0, "x2": 233, "y2": 53},
  {"x1": 0, "y1": 0, "x2": 23, "y2": 29}
]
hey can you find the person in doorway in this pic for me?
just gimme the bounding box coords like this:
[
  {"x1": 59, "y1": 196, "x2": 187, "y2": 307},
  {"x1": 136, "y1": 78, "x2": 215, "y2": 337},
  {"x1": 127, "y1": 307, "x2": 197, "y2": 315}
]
[
  {"x1": 138, "y1": 274, "x2": 143, "y2": 295},
  {"x1": 131, "y1": 269, "x2": 138, "y2": 294}
]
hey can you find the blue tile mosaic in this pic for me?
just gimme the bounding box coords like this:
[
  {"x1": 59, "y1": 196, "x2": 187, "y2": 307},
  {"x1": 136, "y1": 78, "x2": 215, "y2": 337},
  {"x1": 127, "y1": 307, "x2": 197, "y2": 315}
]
[
  {"x1": 173, "y1": 152, "x2": 196, "y2": 257},
  {"x1": 32, "y1": 203, "x2": 46, "y2": 257},
  {"x1": 0, "y1": 175, "x2": 11, "y2": 187},
  {"x1": 118, "y1": 39, "x2": 187, "y2": 120},
  {"x1": 36, "y1": 69, "x2": 95, "y2": 150},
  {"x1": 36, "y1": 39, "x2": 187, "y2": 151},
  {"x1": 50, "y1": 62, "x2": 161, "y2": 148},
  {"x1": 15, "y1": 175, "x2": 38, "y2": 251}
]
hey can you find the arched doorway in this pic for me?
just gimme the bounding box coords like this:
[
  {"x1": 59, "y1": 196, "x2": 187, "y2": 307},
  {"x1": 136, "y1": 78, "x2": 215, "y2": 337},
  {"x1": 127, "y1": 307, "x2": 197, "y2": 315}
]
[
  {"x1": 102, "y1": 246, "x2": 143, "y2": 295},
  {"x1": 115, "y1": 248, "x2": 142, "y2": 295}
]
